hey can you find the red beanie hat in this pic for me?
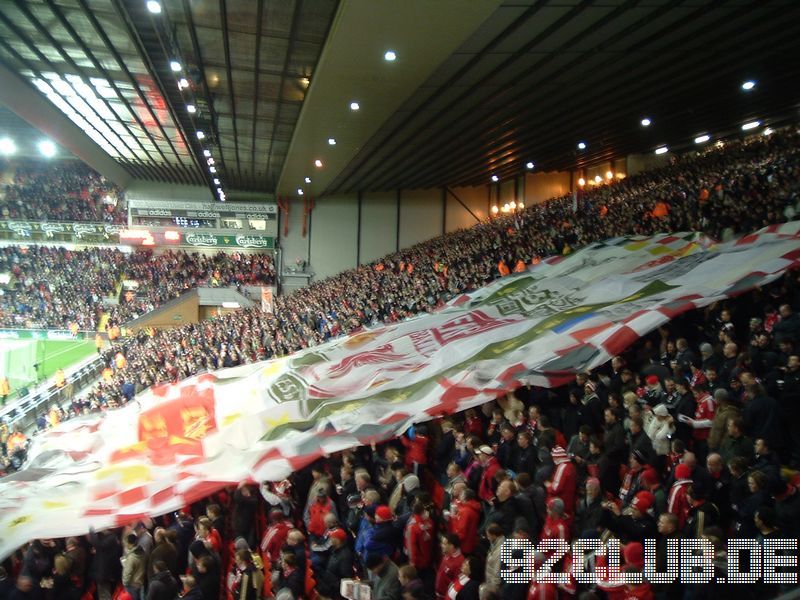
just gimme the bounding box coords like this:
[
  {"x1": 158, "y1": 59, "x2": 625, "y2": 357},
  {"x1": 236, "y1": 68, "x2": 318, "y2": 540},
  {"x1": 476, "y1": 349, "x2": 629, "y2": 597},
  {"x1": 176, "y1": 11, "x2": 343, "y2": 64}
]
[
  {"x1": 640, "y1": 468, "x2": 659, "y2": 488},
  {"x1": 645, "y1": 374, "x2": 660, "y2": 386},
  {"x1": 329, "y1": 528, "x2": 347, "y2": 543},
  {"x1": 623, "y1": 542, "x2": 645, "y2": 570},
  {"x1": 631, "y1": 490, "x2": 654, "y2": 513},
  {"x1": 375, "y1": 505, "x2": 393, "y2": 522},
  {"x1": 675, "y1": 463, "x2": 692, "y2": 480}
]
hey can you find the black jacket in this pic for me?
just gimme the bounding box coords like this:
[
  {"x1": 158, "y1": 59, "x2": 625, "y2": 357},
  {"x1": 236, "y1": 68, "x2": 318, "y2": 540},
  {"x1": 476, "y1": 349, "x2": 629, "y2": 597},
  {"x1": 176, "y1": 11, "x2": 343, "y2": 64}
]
[
  {"x1": 575, "y1": 495, "x2": 604, "y2": 536},
  {"x1": 600, "y1": 509, "x2": 658, "y2": 544},
  {"x1": 146, "y1": 571, "x2": 178, "y2": 600},
  {"x1": 513, "y1": 445, "x2": 537, "y2": 477},
  {"x1": 233, "y1": 489, "x2": 259, "y2": 539},
  {"x1": 434, "y1": 431, "x2": 456, "y2": 474},
  {"x1": 775, "y1": 488, "x2": 800, "y2": 539},
  {"x1": 88, "y1": 531, "x2": 122, "y2": 584},
  {"x1": 317, "y1": 545, "x2": 354, "y2": 598}
]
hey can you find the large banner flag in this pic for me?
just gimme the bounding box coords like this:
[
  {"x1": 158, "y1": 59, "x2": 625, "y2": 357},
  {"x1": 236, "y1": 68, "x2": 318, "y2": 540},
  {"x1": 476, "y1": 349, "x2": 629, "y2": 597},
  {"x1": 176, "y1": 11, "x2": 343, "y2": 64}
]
[{"x1": 1, "y1": 223, "x2": 800, "y2": 557}]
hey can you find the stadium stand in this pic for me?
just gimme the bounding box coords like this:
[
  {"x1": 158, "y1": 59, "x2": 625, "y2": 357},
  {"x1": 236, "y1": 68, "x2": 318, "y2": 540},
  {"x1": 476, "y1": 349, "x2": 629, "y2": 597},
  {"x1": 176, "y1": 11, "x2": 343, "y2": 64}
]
[
  {"x1": 1, "y1": 127, "x2": 798, "y2": 600},
  {"x1": 0, "y1": 159, "x2": 126, "y2": 224}
]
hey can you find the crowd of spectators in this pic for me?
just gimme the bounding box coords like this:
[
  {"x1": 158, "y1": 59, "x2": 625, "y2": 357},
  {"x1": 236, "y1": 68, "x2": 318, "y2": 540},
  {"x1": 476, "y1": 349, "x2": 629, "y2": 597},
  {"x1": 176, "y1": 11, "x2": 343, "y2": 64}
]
[
  {"x1": 0, "y1": 248, "x2": 275, "y2": 330},
  {"x1": 0, "y1": 245, "x2": 127, "y2": 330},
  {"x1": 1, "y1": 128, "x2": 800, "y2": 600},
  {"x1": 0, "y1": 160, "x2": 126, "y2": 224},
  {"x1": 106, "y1": 251, "x2": 276, "y2": 326},
  {"x1": 74, "y1": 128, "x2": 800, "y2": 411},
  {"x1": 2, "y1": 273, "x2": 800, "y2": 600}
]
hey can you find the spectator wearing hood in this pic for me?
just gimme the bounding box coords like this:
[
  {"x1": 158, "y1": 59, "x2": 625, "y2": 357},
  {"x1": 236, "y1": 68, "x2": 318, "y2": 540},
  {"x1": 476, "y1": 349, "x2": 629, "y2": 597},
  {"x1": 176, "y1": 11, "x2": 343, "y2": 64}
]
[
  {"x1": 121, "y1": 534, "x2": 146, "y2": 600},
  {"x1": 304, "y1": 486, "x2": 338, "y2": 542},
  {"x1": 645, "y1": 403, "x2": 675, "y2": 457}
]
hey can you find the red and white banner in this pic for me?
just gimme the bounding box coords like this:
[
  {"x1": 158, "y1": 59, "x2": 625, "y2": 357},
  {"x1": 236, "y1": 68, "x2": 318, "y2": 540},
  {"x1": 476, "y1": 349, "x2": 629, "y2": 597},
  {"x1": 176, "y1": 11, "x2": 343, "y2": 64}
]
[{"x1": 1, "y1": 223, "x2": 799, "y2": 557}]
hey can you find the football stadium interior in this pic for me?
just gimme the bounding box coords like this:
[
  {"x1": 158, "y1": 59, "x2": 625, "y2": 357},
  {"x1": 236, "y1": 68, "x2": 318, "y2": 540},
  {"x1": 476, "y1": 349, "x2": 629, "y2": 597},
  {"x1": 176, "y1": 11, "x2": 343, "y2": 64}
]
[{"x1": 0, "y1": 1, "x2": 800, "y2": 599}]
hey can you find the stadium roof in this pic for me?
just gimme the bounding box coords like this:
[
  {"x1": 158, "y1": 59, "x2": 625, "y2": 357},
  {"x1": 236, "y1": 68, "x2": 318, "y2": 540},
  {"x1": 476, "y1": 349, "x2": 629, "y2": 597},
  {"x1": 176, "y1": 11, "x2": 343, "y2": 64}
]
[{"x1": 0, "y1": 0, "x2": 798, "y2": 198}]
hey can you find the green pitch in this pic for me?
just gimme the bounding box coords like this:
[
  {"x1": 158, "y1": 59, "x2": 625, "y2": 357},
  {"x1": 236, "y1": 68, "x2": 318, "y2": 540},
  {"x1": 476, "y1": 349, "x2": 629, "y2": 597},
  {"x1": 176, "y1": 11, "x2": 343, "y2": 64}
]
[{"x1": 0, "y1": 339, "x2": 96, "y2": 400}]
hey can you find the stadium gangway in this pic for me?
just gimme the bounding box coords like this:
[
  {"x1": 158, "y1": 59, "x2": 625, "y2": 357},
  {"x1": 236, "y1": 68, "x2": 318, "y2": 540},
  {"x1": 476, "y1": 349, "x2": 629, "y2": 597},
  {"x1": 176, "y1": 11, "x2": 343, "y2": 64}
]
[{"x1": 0, "y1": 353, "x2": 105, "y2": 431}]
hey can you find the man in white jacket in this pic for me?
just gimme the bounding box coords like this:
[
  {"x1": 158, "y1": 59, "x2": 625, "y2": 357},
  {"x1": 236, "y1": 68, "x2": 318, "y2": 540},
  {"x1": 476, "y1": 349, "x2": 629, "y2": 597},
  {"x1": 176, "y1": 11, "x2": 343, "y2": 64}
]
[{"x1": 645, "y1": 404, "x2": 675, "y2": 456}]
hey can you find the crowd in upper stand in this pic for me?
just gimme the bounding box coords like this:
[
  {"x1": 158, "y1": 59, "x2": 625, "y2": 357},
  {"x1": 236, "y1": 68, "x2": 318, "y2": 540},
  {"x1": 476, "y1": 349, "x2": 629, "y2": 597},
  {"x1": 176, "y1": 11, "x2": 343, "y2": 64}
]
[
  {"x1": 0, "y1": 248, "x2": 275, "y2": 331},
  {"x1": 0, "y1": 160, "x2": 126, "y2": 224},
  {"x1": 68, "y1": 128, "x2": 800, "y2": 412}
]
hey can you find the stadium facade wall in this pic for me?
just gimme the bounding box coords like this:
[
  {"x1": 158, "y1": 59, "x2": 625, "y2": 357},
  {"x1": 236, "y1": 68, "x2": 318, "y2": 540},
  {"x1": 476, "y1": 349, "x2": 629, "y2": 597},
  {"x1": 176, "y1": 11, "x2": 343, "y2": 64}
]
[
  {"x1": 125, "y1": 180, "x2": 214, "y2": 206},
  {"x1": 293, "y1": 172, "x2": 567, "y2": 282}
]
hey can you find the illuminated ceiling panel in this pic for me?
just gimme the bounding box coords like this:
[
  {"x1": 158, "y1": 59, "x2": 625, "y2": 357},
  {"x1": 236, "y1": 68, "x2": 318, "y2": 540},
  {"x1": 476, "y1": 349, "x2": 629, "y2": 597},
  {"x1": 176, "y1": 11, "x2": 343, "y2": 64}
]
[{"x1": 0, "y1": 0, "x2": 206, "y2": 184}]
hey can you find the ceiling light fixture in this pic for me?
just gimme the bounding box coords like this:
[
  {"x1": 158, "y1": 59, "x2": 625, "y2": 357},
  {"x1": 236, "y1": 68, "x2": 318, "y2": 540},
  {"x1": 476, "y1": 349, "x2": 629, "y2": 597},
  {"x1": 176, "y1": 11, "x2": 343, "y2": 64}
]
[
  {"x1": 38, "y1": 140, "x2": 56, "y2": 158},
  {"x1": 526, "y1": 162, "x2": 534, "y2": 169},
  {"x1": 742, "y1": 120, "x2": 760, "y2": 131},
  {"x1": 328, "y1": 138, "x2": 336, "y2": 145},
  {"x1": 763, "y1": 127, "x2": 773, "y2": 136},
  {"x1": 297, "y1": 188, "x2": 304, "y2": 196},
  {"x1": 605, "y1": 171, "x2": 613, "y2": 179},
  {"x1": 741, "y1": 80, "x2": 756, "y2": 91},
  {"x1": 209, "y1": 166, "x2": 216, "y2": 173},
  {"x1": 146, "y1": 1, "x2": 162, "y2": 14},
  {"x1": 491, "y1": 205, "x2": 499, "y2": 215},
  {"x1": 196, "y1": 131, "x2": 205, "y2": 140},
  {"x1": 213, "y1": 178, "x2": 220, "y2": 185},
  {"x1": 186, "y1": 104, "x2": 196, "y2": 114},
  {"x1": 178, "y1": 78, "x2": 189, "y2": 90},
  {"x1": 594, "y1": 175, "x2": 602, "y2": 183},
  {"x1": 304, "y1": 177, "x2": 311, "y2": 183},
  {"x1": 577, "y1": 141, "x2": 586, "y2": 150},
  {"x1": 641, "y1": 118, "x2": 652, "y2": 127},
  {"x1": 491, "y1": 175, "x2": 499, "y2": 182},
  {"x1": 207, "y1": 158, "x2": 215, "y2": 165},
  {"x1": 694, "y1": 134, "x2": 710, "y2": 144},
  {"x1": 655, "y1": 146, "x2": 669, "y2": 155},
  {"x1": 203, "y1": 149, "x2": 211, "y2": 157},
  {"x1": 578, "y1": 177, "x2": 586, "y2": 186},
  {"x1": 314, "y1": 159, "x2": 323, "y2": 168},
  {"x1": 384, "y1": 50, "x2": 397, "y2": 61},
  {"x1": 0, "y1": 137, "x2": 16, "y2": 155},
  {"x1": 350, "y1": 102, "x2": 360, "y2": 111}
]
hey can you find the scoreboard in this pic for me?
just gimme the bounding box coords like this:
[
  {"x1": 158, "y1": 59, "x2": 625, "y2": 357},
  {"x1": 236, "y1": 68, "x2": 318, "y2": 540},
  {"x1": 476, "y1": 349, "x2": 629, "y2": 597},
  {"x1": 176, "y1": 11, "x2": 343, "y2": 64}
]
[{"x1": 128, "y1": 199, "x2": 278, "y2": 236}]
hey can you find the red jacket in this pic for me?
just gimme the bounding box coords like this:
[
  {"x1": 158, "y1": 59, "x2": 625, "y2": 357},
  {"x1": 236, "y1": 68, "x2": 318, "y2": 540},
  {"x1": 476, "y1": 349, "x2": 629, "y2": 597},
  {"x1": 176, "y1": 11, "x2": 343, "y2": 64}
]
[
  {"x1": 404, "y1": 513, "x2": 434, "y2": 569},
  {"x1": 449, "y1": 499, "x2": 481, "y2": 554},
  {"x1": 667, "y1": 480, "x2": 691, "y2": 529},
  {"x1": 692, "y1": 394, "x2": 716, "y2": 441},
  {"x1": 540, "y1": 515, "x2": 569, "y2": 542},
  {"x1": 401, "y1": 434, "x2": 429, "y2": 468},
  {"x1": 598, "y1": 579, "x2": 654, "y2": 600},
  {"x1": 465, "y1": 416, "x2": 483, "y2": 437},
  {"x1": 261, "y1": 519, "x2": 292, "y2": 564},
  {"x1": 306, "y1": 497, "x2": 334, "y2": 537},
  {"x1": 547, "y1": 461, "x2": 577, "y2": 517},
  {"x1": 527, "y1": 582, "x2": 558, "y2": 600},
  {"x1": 435, "y1": 550, "x2": 464, "y2": 600},
  {"x1": 478, "y1": 457, "x2": 501, "y2": 503}
]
